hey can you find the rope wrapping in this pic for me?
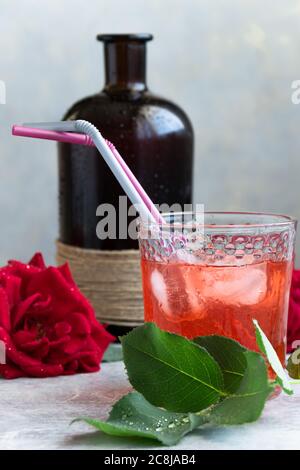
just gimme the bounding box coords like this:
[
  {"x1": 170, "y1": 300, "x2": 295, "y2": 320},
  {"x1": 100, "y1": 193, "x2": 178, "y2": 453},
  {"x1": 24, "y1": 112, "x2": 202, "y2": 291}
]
[{"x1": 56, "y1": 241, "x2": 144, "y2": 327}]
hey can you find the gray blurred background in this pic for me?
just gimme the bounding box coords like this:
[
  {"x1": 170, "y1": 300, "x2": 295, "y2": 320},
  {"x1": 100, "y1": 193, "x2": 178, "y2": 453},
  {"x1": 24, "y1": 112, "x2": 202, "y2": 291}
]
[{"x1": 0, "y1": 0, "x2": 300, "y2": 265}]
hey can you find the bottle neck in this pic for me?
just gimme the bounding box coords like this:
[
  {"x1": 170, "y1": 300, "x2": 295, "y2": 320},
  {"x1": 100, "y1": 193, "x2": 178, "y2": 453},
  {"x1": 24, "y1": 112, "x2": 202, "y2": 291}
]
[{"x1": 103, "y1": 41, "x2": 147, "y2": 93}]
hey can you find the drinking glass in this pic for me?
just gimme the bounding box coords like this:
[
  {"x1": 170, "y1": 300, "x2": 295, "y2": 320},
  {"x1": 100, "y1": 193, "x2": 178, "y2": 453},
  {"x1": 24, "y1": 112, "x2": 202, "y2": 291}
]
[{"x1": 138, "y1": 212, "x2": 297, "y2": 371}]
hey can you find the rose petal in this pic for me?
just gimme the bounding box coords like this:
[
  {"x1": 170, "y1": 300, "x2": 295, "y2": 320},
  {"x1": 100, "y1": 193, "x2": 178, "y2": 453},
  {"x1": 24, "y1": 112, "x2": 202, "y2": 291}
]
[
  {"x1": 20, "y1": 337, "x2": 50, "y2": 360},
  {"x1": 23, "y1": 363, "x2": 63, "y2": 378},
  {"x1": 25, "y1": 267, "x2": 93, "y2": 322},
  {"x1": 91, "y1": 321, "x2": 115, "y2": 351},
  {"x1": 57, "y1": 263, "x2": 76, "y2": 286},
  {"x1": 0, "y1": 364, "x2": 24, "y2": 379},
  {"x1": 55, "y1": 321, "x2": 72, "y2": 338},
  {"x1": 12, "y1": 293, "x2": 41, "y2": 329},
  {"x1": 48, "y1": 335, "x2": 71, "y2": 349},
  {"x1": 0, "y1": 274, "x2": 21, "y2": 308},
  {"x1": 63, "y1": 359, "x2": 79, "y2": 374},
  {"x1": 61, "y1": 350, "x2": 101, "y2": 372},
  {"x1": 288, "y1": 299, "x2": 300, "y2": 352},
  {"x1": 29, "y1": 253, "x2": 46, "y2": 269},
  {"x1": 13, "y1": 330, "x2": 36, "y2": 346},
  {"x1": 288, "y1": 269, "x2": 300, "y2": 352},
  {"x1": 0, "y1": 327, "x2": 45, "y2": 368},
  {"x1": 0, "y1": 327, "x2": 63, "y2": 378},
  {"x1": 47, "y1": 345, "x2": 97, "y2": 366},
  {"x1": 30, "y1": 295, "x2": 52, "y2": 314},
  {"x1": 78, "y1": 353, "x2": 101, "y2": 373},
  {"x1": 62, "y1": 337, "x2": 86, "y2": 355},
  {"x1": 68, "y1": 312, "x2": 91, "y2": 335},
  {"x1": 46, "y1": 349, "x2": 68, "y2": 365},
  {"x1": 7, "y1": 260, "x2": 40, "y2": 277},
  {"x1": 0, "y1": 287, "x2": 11, "y2": 331}
]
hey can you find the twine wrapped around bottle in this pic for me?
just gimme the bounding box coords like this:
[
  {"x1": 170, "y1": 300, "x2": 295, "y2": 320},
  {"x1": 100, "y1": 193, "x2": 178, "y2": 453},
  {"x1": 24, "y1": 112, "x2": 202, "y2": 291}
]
[{"x1": 56, "y1": 241, "x2": 144, "y2": 327}]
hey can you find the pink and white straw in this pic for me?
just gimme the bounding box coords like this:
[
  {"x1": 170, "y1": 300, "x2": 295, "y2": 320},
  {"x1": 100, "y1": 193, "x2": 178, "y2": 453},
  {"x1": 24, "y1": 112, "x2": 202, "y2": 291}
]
[{"x1": 12, "y1": 121, "x2": 164, "y2": 225}]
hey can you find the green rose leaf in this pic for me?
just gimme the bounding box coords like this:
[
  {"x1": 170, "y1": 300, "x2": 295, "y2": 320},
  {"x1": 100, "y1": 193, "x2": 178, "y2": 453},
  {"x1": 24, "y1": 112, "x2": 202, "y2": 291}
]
[
  {"x1": 194, "y1": 335, "x2": 247, "y2": 393},
  {"x1": 253, "y1": 319, "x2": 293, "y2": 395},
  {"x1": 287, "y1": 348, "x2": 300, "y2": 379},
  {"x1": 121, "y1": 323, "x2": 225, "y2": 413},
  {"x1": 72, "y1": 324, "x2": 295, "y2": 446},
  {"x1": 75, "y1": 392, "x2": 209, "y2": 446},
  {"x1": 207, "y1": 351, "x2": 273, "y2": 425}
]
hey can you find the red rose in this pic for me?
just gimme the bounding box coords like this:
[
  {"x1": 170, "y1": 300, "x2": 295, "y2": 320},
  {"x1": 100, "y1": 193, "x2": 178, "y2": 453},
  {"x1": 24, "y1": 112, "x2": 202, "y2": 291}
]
[
  {"x1": 0, "y1": 253, "x2": 114, "y2": 379},
  {"x1": 288, "y1": 269, "x2": 300, "y2": 352}
]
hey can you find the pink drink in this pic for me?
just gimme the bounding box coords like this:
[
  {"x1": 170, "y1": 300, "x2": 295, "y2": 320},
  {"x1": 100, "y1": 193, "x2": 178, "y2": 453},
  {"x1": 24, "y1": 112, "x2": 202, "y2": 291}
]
[
  {"x1": 141, "y1": 257, "x2": 291, "y2": 371},
  {"x1": 138, "y1": 212, "x2": 297, "y2": 378}
]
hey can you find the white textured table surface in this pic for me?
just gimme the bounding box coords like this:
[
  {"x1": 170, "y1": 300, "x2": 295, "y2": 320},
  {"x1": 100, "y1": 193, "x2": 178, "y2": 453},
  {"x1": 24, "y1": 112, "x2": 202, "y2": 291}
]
[{"x1": 0, "y1": 361, "x2": 299, "y2": 450}]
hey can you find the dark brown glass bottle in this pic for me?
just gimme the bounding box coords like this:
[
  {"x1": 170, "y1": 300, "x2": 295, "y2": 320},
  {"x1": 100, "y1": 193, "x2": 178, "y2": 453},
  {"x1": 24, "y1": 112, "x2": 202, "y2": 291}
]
[
  {"x1": 58, "y1": 34, "x2": 194, "y2": 250},
  {"x1": 58, "y1": 34, "x2": 193, "y2": 339}
]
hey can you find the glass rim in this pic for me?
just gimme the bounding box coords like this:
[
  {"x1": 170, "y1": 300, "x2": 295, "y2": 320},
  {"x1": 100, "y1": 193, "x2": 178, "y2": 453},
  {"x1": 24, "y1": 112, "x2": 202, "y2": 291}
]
[{"x1": 139, "y1": 211, "x2": 297, "y2": 230}]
